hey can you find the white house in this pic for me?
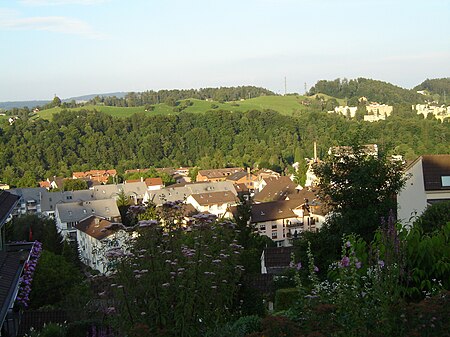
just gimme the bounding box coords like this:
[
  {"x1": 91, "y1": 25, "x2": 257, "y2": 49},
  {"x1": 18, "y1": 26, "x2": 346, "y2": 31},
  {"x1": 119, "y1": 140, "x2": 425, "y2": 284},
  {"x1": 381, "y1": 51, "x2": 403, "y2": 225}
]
[
  {"x1": 186, "y1": 191, "x2": 239, "y2": 217},
  {"x1": 75, "y1": 216, "x2": 132, "y2": 274},
  {"x1": 55, "y1": 199, "x2": 121, "y2": 241},
  {"x1": 397, "y1": 154, "x2": 450, "y2": 227}
]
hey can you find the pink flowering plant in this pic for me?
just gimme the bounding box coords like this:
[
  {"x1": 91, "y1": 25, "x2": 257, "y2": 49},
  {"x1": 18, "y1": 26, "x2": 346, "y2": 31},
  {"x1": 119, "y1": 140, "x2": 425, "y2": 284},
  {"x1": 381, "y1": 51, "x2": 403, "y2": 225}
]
[{"x1": 105, "y1": 201, "x2": 244, "y2": 337}]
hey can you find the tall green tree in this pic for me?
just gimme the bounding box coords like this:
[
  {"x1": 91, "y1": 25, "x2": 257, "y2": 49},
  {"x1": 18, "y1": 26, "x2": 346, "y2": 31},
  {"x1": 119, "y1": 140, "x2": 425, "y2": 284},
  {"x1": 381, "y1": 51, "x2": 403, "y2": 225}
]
[{"x1": 313, "y1": 146, "x2": 406, "y2": 240}]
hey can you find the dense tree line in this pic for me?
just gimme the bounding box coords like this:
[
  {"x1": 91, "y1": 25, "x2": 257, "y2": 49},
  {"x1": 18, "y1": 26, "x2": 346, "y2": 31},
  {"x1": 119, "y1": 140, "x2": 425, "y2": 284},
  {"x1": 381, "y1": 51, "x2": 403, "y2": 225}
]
[
  {"x1": 308, "y1": 78, "x2": 426, "y2": 105},
  {"x1": 414, "y1": 78, "x2": 450, "y2": 104},
  {"x1": 0, "y1": 108, "x2": 449, "y2": 187},
  {"x1": 88, "y1": 86, "x2": 275, "y2": 107}
]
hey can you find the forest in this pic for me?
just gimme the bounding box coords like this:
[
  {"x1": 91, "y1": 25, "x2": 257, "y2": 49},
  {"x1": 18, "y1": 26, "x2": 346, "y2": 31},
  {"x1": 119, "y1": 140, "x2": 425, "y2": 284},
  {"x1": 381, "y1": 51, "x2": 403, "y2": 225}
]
[
  {"x1": 0, "y1": 107, "x2": 449, "y2": 188},
  {"x1": 88, "y1": 86, "x2": 276, "y2": 107},
  {"x1": 308, "y1": 77, "x2": 428, "y2": 105}
]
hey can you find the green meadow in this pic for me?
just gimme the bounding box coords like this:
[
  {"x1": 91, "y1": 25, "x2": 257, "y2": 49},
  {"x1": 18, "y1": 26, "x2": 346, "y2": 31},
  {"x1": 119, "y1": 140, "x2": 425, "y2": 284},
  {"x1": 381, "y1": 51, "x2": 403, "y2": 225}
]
[{"x1": 34, "y1": 94, "x2": 347, "y2": 120}]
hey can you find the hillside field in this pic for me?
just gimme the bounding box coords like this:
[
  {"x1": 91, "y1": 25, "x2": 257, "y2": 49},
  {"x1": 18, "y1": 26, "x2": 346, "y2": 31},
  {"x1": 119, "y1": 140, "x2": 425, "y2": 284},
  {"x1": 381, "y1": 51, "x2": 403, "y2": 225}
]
[{"x1": 33, "y1": 94, "x2": 347, "y2": 120}]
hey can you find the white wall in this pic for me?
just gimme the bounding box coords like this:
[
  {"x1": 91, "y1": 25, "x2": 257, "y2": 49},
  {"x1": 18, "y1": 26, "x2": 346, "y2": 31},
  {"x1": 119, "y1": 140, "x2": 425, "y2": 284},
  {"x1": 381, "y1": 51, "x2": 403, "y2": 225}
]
[{"x1": 397, "y1": 159, "x2": 427, "y2": 227}]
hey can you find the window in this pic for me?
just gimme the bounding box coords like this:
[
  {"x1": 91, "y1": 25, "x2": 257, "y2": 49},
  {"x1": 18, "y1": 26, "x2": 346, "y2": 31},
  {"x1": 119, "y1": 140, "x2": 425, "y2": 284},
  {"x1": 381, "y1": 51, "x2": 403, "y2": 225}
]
[
  {"x1": 271, "y1": 232, "x2": 278, "y2": 239},
  {"x1": 442, "y1": 176, "x2": 450, "y2": 187},
  {"x1": 259, "y1": 224, "x2": 266, "y2": 231},
  {"x1": 272, "y1": 224, "x2": 277, "y2": 229}
]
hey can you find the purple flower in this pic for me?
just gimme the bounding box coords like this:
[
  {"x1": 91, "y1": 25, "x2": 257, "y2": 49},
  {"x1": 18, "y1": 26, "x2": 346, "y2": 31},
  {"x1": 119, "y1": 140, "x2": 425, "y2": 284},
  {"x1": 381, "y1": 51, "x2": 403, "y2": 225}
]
[
  {"x1": 355, "y1": 261, "x2": 362, "y2": 269},
  {"x1": 296, "y1": 262, "x2": 302, "y2": 270},
  {"x1": 314, "y1": 265, "x2": 319, "y2": 273},
  {"x1": 345, "y1": 241, "x2": 351, "y2": 248},
  {"x1": 378, "y1": 260, "x2": 385, "y2": 268},
  {"x1": 340, "y1": 256, "x2": 350, "y2": 268}
]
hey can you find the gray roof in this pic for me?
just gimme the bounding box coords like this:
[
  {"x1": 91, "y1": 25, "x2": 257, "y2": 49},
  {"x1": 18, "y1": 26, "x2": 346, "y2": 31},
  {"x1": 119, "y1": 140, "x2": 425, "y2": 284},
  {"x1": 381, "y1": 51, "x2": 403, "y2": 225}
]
[
  {"x1": 93, "y1": 182, "x2": 148, "y2": 199},
  {"x1": 0, "y1": 191, "x2": 19, "y2": 227},
  {"x1": 56, "y1": 199, "x2": 120, "y2": 223},
  {"x1": 8, "y1": 187, "x2": 47, "y2": 203},
  {"x1": 40, "y1": 190, "x2": 96, "y2": 212},
  {"x1": 148, "y1": 181, "x2": 237, "y2": 205}
]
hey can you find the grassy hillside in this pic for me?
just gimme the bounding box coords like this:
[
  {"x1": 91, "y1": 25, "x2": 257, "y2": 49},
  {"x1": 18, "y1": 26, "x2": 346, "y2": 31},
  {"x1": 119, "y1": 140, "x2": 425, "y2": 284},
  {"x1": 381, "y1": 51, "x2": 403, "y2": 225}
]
[{"x1": 34, "y1": 94, "x2": 350, "y2": 120}]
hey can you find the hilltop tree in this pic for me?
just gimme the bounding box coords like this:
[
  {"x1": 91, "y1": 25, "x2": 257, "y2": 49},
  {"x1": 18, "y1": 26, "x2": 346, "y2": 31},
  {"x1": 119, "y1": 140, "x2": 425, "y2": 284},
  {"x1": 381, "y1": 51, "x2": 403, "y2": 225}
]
[{"x1": 52, "y1": 96, "x2": 62, "y2": 107}]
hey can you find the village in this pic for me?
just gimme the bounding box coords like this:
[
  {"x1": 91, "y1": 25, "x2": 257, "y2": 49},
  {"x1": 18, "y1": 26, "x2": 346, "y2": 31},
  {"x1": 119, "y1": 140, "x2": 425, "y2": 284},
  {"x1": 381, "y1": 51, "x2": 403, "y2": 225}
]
[{"x1": 2, "y1": 146, "x2": 449, "y2": 277}]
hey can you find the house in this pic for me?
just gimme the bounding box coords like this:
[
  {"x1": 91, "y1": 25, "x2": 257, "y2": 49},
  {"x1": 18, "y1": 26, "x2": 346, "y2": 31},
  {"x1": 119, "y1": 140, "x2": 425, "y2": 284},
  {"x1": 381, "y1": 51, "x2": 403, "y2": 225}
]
[
  {"x1": 75, "y1": 216, "x2": 131, "y2": 274},
  {"x1": 226, "y1": 169, "x2": 258, "y2": 191},
  {"x1": 148, "y1": 181, "x2": 237, "y2": 206},
  {"x1": 261, "y1": 246, "x2": 294, "y2": 274},
  {"x1": 72, "y1": 169, "x2": 117, "y2": 184},
  {"x1": 93, "y1": 182, "x2": 148, "y2": 204},
  {"x1": 253, "y1": 176, "x2": 299, "y2": 202},
  {"x1": 186, "y1": 191, "x2": 239, "y2": 217},
  {"x1": 125, "y1": 177, "x2": 164, "y2": 191},
  {"x1": 397, "y1": 154, "x2": 450, "y2": 227},
  {"x1": 249, "y1": 188, "x2": 326, "y2": 247},
  {"x1": 328, "y1": 144, "x2": 378, "y2": 157},
  {"x1": 249, "y1": 200, "x2": 304, "y2": 247},
  {"x1": 0, "y1": 191, "x2": 35, "y2": 337},
  {"x1": 38, "y1": 177, "x2": 66, "y2": 190},
  {"x1": 55, "y1": 199, "x2": 121, "y2": 241},
  {"x1": 196, "y1": 167, "x2": 244, "y2": 182},
  {"x1": 7, "y1": 188, "x2": 47, "y2": 215},
  {"x1": 0, "y1": 184, "x2": 10, "y2": 191}
]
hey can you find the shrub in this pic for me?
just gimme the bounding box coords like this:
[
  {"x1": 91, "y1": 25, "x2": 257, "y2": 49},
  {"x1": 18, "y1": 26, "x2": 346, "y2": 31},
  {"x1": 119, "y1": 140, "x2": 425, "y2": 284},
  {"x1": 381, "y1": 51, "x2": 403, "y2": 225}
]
[{"x1": 275, "y1": 288, "x2": 298, "y2": 311}]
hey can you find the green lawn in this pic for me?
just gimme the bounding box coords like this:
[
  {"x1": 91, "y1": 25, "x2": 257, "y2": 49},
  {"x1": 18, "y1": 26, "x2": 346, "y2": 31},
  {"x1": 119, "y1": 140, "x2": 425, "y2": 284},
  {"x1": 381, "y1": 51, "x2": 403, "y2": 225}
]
[{"x1": 34, "y1": 94, "x2": 344, "y2": 120}]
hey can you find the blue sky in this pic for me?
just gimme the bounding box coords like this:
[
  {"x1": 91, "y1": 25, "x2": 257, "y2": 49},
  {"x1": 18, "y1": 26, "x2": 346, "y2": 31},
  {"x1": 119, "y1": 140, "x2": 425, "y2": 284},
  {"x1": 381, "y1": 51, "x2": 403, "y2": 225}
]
[{"x1": 0, "y1": 0, "x2": 449, "y2": 101}]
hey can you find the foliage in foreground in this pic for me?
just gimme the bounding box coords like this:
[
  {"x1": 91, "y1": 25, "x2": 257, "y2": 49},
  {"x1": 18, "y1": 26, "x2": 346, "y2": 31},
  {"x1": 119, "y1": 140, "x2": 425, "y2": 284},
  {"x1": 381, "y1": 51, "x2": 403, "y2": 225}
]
[{"x1": 105, "y1": 202, "x2": 244, "y2": 337}]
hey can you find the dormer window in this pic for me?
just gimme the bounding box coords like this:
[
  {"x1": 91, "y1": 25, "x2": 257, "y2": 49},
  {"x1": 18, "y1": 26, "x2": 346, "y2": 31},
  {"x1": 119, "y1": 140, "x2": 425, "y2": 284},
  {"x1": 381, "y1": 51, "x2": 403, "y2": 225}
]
[{"x1": 442, "y1": 176, "x2": 450, "y2": 187}]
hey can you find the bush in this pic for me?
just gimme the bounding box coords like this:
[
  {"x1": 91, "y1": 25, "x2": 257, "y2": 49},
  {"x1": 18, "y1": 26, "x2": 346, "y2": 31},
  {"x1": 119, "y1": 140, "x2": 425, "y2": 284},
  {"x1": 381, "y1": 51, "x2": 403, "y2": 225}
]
[{"x1": 275, "y1": 288, "x2": 298, "y2": 311}]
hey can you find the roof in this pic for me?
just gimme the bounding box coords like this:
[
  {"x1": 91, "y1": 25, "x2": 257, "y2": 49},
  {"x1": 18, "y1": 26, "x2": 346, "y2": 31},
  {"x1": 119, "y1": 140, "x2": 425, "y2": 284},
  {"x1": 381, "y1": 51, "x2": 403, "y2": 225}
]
[
  {"x1": 263, "y1": 246, "x2": 294, "y2": 268},
  {"x1": 0, "y1": 191, "x2": 19, "y2": 227},
  {"x1": 8, "y1": 187, "x2": 47, "y2": 204},
  {"x1": 250, "y1": 199, "x2": 303, "y2": 223},
  {"x1": 227, "y1": 171, "x2": 250, "y2": 181},
  {"x1": 75, "y1": 216, "x2": 122, "y2": 240},
  {"x1": 421, "y1": 155, "x2": 450, "y2": 191},
  {"x1": 144, "y1": 177, "x2": 164, "y2": 187},
  {"x1": 149, "y1": 181, "x2": 237, "y2": 205},
  {"x1": 56, "y1": 199, "x2": 120, "y2": 223},
  {"x1": 93, "y1": 182, "x2": 148, "y2": 199},
  {"x1": 198, "y1": 167, "x2": 244, "y2": 179},
  {"x1": 190, "y1": 191, "x2": 238, "y2": 206},
  {"x1": 253, "y1": 176, "x2": 298, "y2": 203}
]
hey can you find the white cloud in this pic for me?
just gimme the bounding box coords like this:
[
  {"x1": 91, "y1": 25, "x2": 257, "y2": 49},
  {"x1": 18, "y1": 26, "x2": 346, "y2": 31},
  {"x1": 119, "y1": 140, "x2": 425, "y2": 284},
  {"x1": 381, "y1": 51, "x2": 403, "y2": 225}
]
[
  {"x1": 0, "y1": 15, "x2": 105, "y2": 38},
  {"x1": 19, "y1": 0, "x2": 107, "y2": 5}
]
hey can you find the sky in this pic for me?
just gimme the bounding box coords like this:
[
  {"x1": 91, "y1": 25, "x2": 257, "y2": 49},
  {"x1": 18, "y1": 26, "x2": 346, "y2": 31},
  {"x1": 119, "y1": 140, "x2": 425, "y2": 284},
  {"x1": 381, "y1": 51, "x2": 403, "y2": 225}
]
[{"x1": 0, "y1": 0, "x2": 449, "y2": 101}]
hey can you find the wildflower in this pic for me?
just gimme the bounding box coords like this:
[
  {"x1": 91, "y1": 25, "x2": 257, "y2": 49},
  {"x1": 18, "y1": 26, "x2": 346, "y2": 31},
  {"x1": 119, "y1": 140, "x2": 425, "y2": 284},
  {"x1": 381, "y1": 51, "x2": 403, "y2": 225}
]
[
  {"x1": 162, "y1": 283, "x2": 170, "y2": 287},
  {"x1": 314, "y1": 265, "x2": 319, "y2": 273},
  {"x1": 378, "y1": 260, "x2": 385, "y2": 268},
  {"x1": 345, "y1": 241, "x2": 351, "y2": 248},
  {"x1": 355, "y1": 261, "x2": 362, "y2": 269},
  {"x1": 339, "y1": 256, "x2": 350, "y2": 268},
  {"x1": 141, "y1": 312, "x2": 146, "y2": 316},
  {"x1": 296, "y1": 262, "x2": 302, "y2": 270}
]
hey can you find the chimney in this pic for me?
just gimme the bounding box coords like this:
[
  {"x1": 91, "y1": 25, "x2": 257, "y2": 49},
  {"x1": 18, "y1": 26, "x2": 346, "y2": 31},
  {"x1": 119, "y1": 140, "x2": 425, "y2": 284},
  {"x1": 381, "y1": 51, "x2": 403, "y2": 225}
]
[{"x1": 313, "y1": 142, "x2": 317, "y2": 161}]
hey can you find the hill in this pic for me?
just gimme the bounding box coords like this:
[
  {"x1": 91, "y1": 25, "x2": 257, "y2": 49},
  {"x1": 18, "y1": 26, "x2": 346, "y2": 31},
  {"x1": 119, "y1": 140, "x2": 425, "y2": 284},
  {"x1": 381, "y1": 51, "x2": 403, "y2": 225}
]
[
  {"x1": 35, "y1": 95, "x2": 335, "y2": 120},
  {"x1": 414, "y1": 78, "x2": 450, "y2": 100},
  {"x1": 308, "y1": 78, "x2": 425, "y2": 105},
  {"x1": 0, "y1": 100, "x2": 51, "y2": 110},
  {"x1": 0, "y1": 92, "x2": 128, "y2": 110}
]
